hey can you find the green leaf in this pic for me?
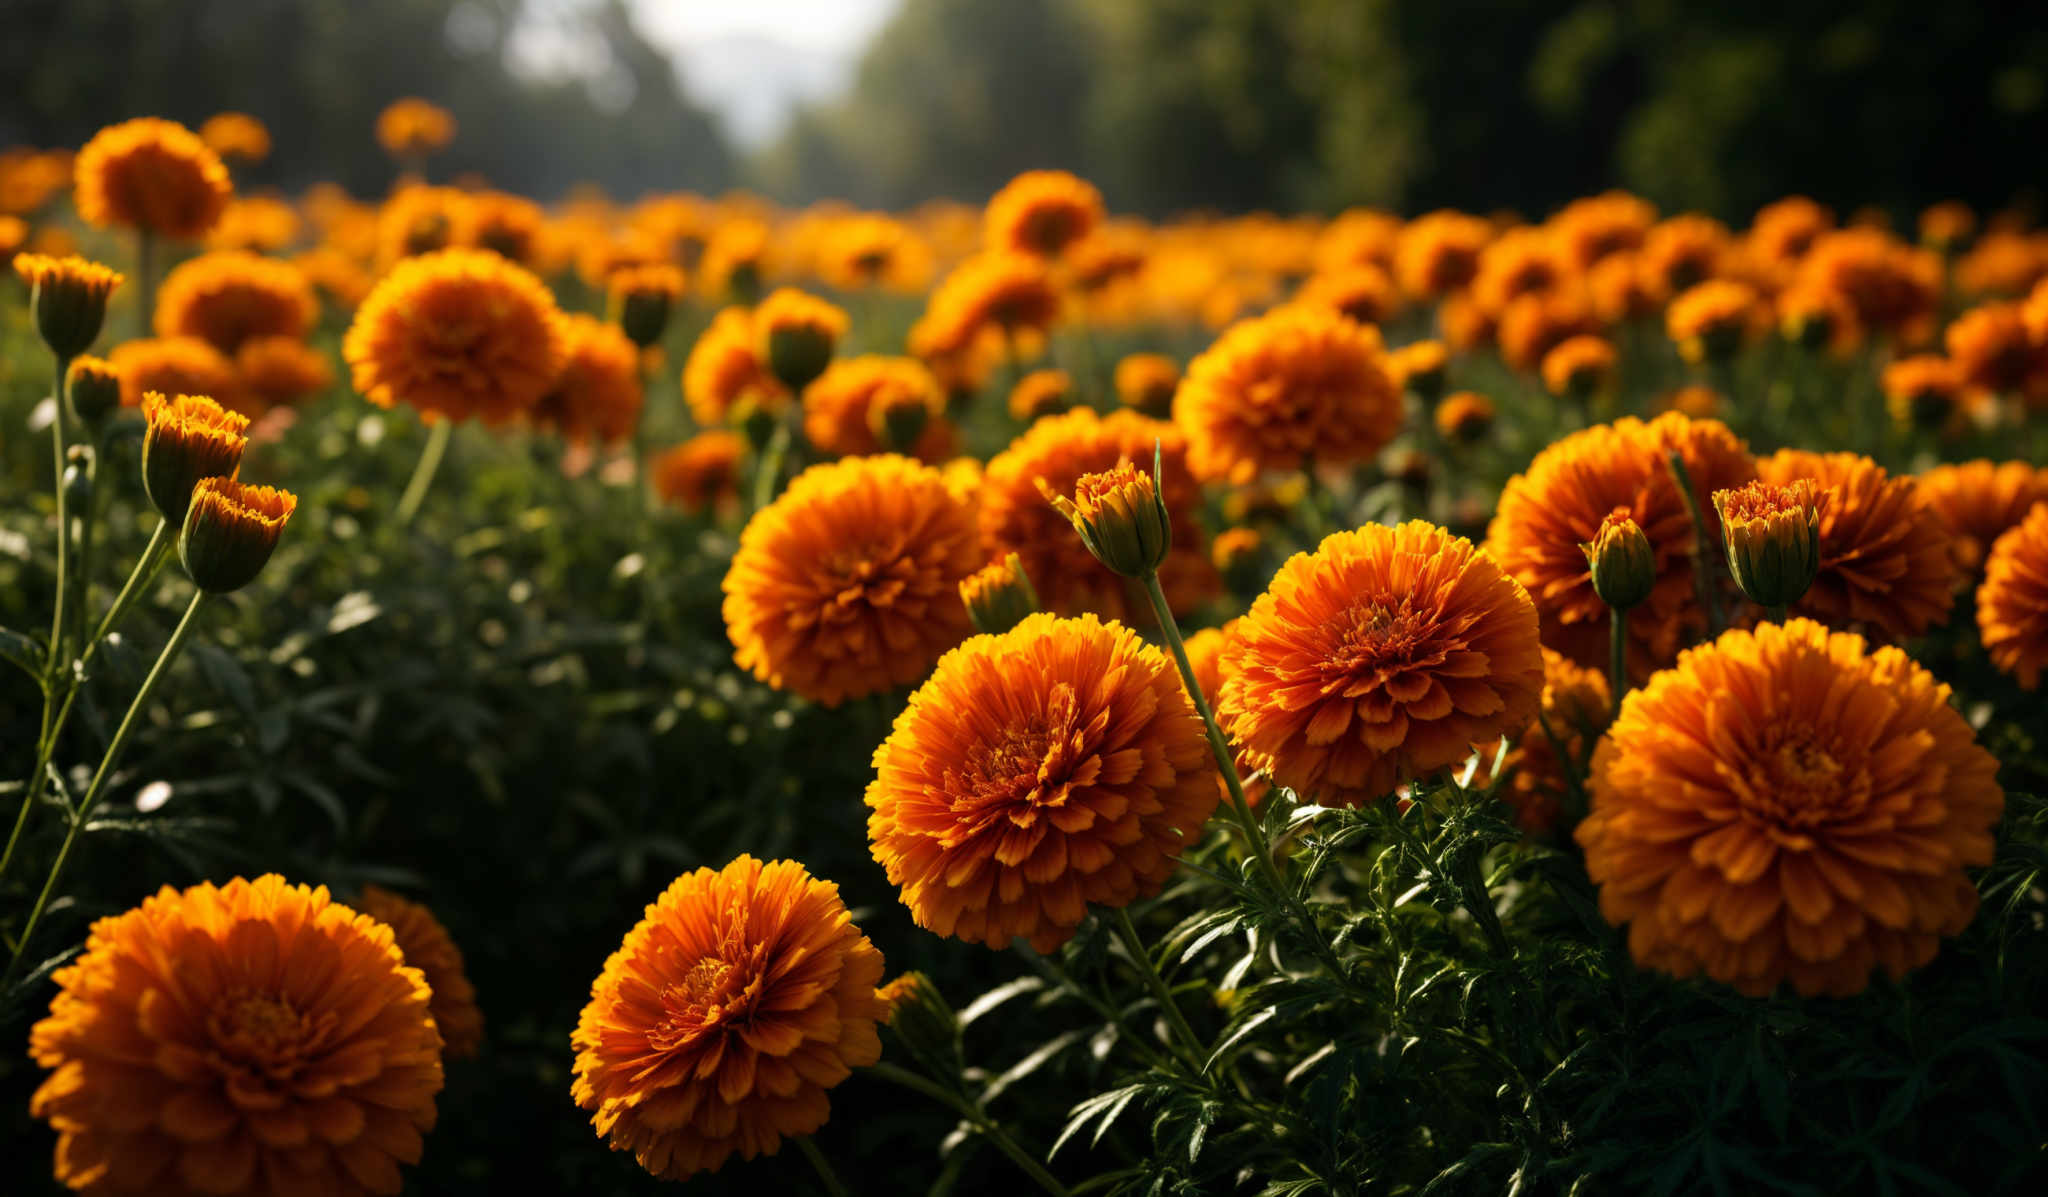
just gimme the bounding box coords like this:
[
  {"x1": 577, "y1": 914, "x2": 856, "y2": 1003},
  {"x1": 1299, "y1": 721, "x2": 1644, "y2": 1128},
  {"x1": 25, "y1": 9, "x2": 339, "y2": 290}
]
[
  {"x1": 958, "y1": 975, "x2": 1046, "y2": 1027},
  {"x1": 0, "y1": 626, "x2": 47, "y2": 684}
]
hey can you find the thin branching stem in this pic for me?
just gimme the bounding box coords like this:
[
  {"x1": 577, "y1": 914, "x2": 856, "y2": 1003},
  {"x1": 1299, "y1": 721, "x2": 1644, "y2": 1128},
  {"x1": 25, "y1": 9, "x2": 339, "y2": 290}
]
[
  {"x1": 866, "y1": 1062, "x2": 1071, "y2": 1197},
  {"x1": 1109, "y1": 906, "x2": 1207, "y2": 1068},
  {"x1": 395, "y1": 419, "x2": 454, "y2": 527}
]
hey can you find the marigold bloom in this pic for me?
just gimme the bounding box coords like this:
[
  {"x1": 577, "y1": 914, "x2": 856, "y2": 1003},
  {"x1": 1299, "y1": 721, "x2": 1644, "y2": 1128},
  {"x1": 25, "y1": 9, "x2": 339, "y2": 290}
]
[
  {"x1": 1919, "y1": 200, "x2": 1976, "y2": 252},
  {"x1": 755, "y1": 287, "x2": 847, "y2": 391},
  {"x1": 1587, "y1": 252, "x2": 1658, "y2": 324},
  {"x1": 1961, "y1": 232, "x2": 2048, "y2": 298},
  {"x1": 354, "y1": 887, "x2": 483, "y2": 1061},
  {"x1": 1539, "y1": 334, "x2": 1617, "y2": 398},
  {"x1": 1577, "y1": 619, "x2": 2002, "y2": 997},
  {"x1": 1747, "y1": 196, "x2": 1834, "y2": 269},
  {"x1": 868, "y1": 612, "x2": 1216, "y2": 950},
  {"x1": 1798, "y1": 229, "x2": 1940, "y2": 341},
  {"x1": 1775, "y1": 279, "x2": 1862, "y2": 354},
  {"x1": 724, "y1": 455, "x2": 979, "y2": 706},
  {"x1": 1394, "y1": 210, "x2": 1492, "y2": 297},
  {"x1": 1880, "y1": 355, "x2": 1969, "y2": 432},
  {"x1": 698, "y1": 217, "x2": 771, "y2": 300},
  {"x1": 1917, "y1": 460, "x2": 2048, "y2": 574},
  {"x1": 1387, "y1": 339, "x2": 1449, "y2": 400},
  {"x1": 981, "y1": 408, "x2": 1214, "y2": 621},
  {"x1": 235, "y1": 337, "x2": 334, "y2": 411},
  {"x1": 206, "y1": 196, "x2": 302, "y2": 254},
  {"x1": 1549, "y1": 191, "x2": 1656, "y2": 270},
  {"x1": 1496, "y1": 292, "x2": 1600, "y2": 372},
  {"x1": 0, "y1": 214, "x2": 25, "y2": 260},
  {"x1": 1471, "y1": 227, "x2": 1570, "y2": 315},
  {"x1": 1637, "y1": 214, "x2": 1732, "y2": 302},
  {"x1": 154, "y1": 251, "x2": 317, "y2": 353},
  {"x1": 530, "y1": 313, "x2": 643, "y2": 446},
  {"x1": 375, "y1": 185, "x2": 468, "y2": 267},
  {"x1": 1715, "y1": 480, "x2": 1825, "y2": 610},
  {"x1": 1317, "y1": 208, "x2": 1402, "y2": 274},
  {"x1": 1979, "y1": 505, "x2": 2048, "y2": 688},
  {"x1": 571, "y1": 856, "x2": 885, "y2": 1181},
  {"x1": 293, "y1": 248, "x2": 373, "y2": 311},
  {"x1": 1007, "y1": 367, "x2": 1072, "y2": 423},
  {"x1": 73, "y1": 118, "x2": 231, "y2": 240},
  {"x1": 1487, "y1": 414, "x2": 1756, "y2": 674},
  {"x1": 199, "y1": 113, "x2": 271, "y2": 164},
  {"x1": 1666, "y1": 279, "x2": 1762, "y2": 363},
  {"x1": 1491, "y1": 649, "x2": 1610, "y2": 836},
  {"x1": 913, "y1": 253, "x2": 1061, "y2": 358},
  {"x1": 28, "y1": 875, "x2": 444, "y2": 1195},
  {"x1": 1434, "y1": 391, "x2": 1494, "y2": 444},
  {"x1": 683, "y1": 306, "x2": 786, "y2": 427},
  {"x1": 1042, "y1": 460, "x2": 1172, "y2": 579},
  {"x1": 608, "y1": 262, "x2": 687, "y2": 349},
  {"x1": 1946, "y1": 301, "x2": 2047, "y2": 400},
  {"x1": 959, "y1": 552, "x2": 1039, "y2": 635},
  {"x1": 66, "y1": 356, "x2": 123, "y2": 426},
  {"x1": 651, "y1": 431, "x2": 746, "y2": 516},
  {"x1": 984, "y1": 170, "x2": 1104, "y2": 259},
  {"x1": 376, "y1": 98, "x2": 456, "y2": 158},
  {"x1": 181, "y1": 477, "x2": 296, "y2": 593},
  {"x1": 1582, "y1": 513, "x2": 1656, "y2": 610},
  {"x1": 819, "y1": 213, "x2": 930, "y2": 291},
  {"x1": 803, "y1": 356, "x2": 951, "y2": 461},
  {"x1": 1220, "y1": 521, "x2": 1544, "y2": 806},
  {"x1": 1756, "y1": 450, "x2": 1957, "y2": 639},
  {"x1": 112, "y1": 337, "x2": 243, "y2": 413},
  {"x1": 1293, "y1": 264, "x2": 1401, "y2": 326},
  {"x1": 142, "y1": 391, "x2": 250, "y2": 526},
  {"x1": 1177, "y1": 306, "x2": 1401, "y2": 485},
  {"x1": 1114, "y1": 352, "x2": 1180, "y2": 417},
  {"x1": 13, "y1": 253, "x2": 124, "y2": 359},
  {"x1": 344, "y1": 248, "x2": 566, "y2": 426}
]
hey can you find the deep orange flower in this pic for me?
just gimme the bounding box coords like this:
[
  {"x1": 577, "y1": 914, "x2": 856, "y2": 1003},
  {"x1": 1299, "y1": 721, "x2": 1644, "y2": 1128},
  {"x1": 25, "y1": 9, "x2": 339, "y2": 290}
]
[
  {"x1": 528, "y1": 314, "x2": 643, "y2": 446},
  {"x1": 1219, "y1": 521, "x2": 1545, "y2": 806},
  {"x1": 1946, "y1": 301, "x2": 2048, "y2": 401},
  {"x1": 723, "y1": 455, "x2": 979, "y2": 706},
  {"x1": 1577, "y1": 619, "x2": 2002, "y2": 997},
  {"x1": 1665, "y1": 279, "x2": 1763, "y2": 363},
  {"x1": 1316, "y1": 209, "x2": 1403, "y2": 273},
  {"x1": 154, "y1": 251, "x2": 318, "y2": 353},
  {"x1": 1586, "y1": 252, "x2": 1658, "y2": 324},
  {"x1": 1636, "y1": 214, "x2": 1732, "y2": 302},
  {"x1": 199, "y1": 113, "x2": 270, "y2": 163},
  {"x1": 818, "y1": 213, "x2": 931, "y2": 291},
  {"x1": 1979, "y1": 504, "x2": 2048, "y2": 688},
  {"x1": 683, "y1": 306, "x2": 786, "y2": 427},
  {"x1": 1920, "y1": 201, "x2": 1976, "y2": 251},
  {"x1": 1293, "y1": 264, "x2": 1401, "y2": 326},
  {"x1": 652, "y1": 431, "x2": 746, "y2": 516},
  {"x1": 1961, "y1": 233, "x2": 2048, "y2": 299},
  {"x1": 73, "y1": 118, "x2": 232, "y2": 240},
  {"x1": 1775, "y1": 278, "x2": 1863, "y2": 354},
  {"x1": 1114, "y1": 352, "x2": 1180, "y2": 417},
  {"x1": 13, "y1": 252, "x2": 125, "y2": 358},
  {"x1": 1394, "y1": 210, "x2": 1492, "y2": 298},
  {"x1": 1387, "y1": 339, "x2": 1449, "y2": 398},
  {"x1": 235, "y1": 336, "x2": 334, "y2": 412},
  {"x1": 1497, "y1": 291, "x2": 1601, "y2": 373},
  {"x1": 375, "y1": 185, "x2": 469, "y2": 267},
  {"x1": 1007, "y1": 367, "x2": 1073, "y2": 423},
  {"x1": 1177, "y1": 306, "x2": 1401, "y2": 484},
  {"x1": 111, "y1": 336, "x2": 244, "y2": 412},
  {"x1": 1486, "y1": 414, "x2": 1757, "y2": 675},
  {"x1": 293, "y1": 248, "x2": 374, "y2": 310},
  {"x1": 344, "y1": 248, "x2": 566, "y2": 426},
  {"x1": 1918, "y1": 460, "x2": 2048, "y2": 574},
  {"x1": 1881, "y1": 355, "x2": 1972, "y2": 432},
  {"x1": 980, "y1": 407, "x2": 1215, "y2": 622},
  {"x1": 1470, "y1": 227, "x2": 1570, "y2": 315},
  {"x1": 803, "y1": 356, "x2": 952, "y2": 461},
  {"x1": 29, "y1": 875, "x2": 443, "y2": 1195},
  {"x1": 912, "y1": 252, "x2": 1061, "y2": 358},
  {"x1": 1539, "y1": 334, "x2": 1617, "y2": 398},
  {"x1": 1549, "y1": 191, "x2": 1655, "y2": 270},
  {"x1": 698, "y1": 217, "x2": 771, "y2": 300},
  {"x1": 1438, "y1": 292, "x2": 1497, "y2": 352},
  {"x1": 1747, "y1": 196, "x2": 1835, "y2": 270},
  {"x1": 867, "y1": 612, "x2": 1217, "y2": 950},
  {"x1": 571, "y1": 856, "x2": 885, "y2": 1181},
  {"x1": 355, "y1": 886, "x2": 484, "y2": 1060},
  {"x1": 1434, "y1": 391, "x2": 1495, "y2": 444},
  {"x1": 458, "y1": 191, "x2": 551, "y2": 267},
  {"x1": 753, "y1": 287, "x2": 848, "y2": 390},
  {"x1": 205, "y1": 197, "x2": 302, "y2": 254},
  {"x1": 376, "y1": 98, "x2": 456, "y2": 158},
  {"x1": 1756, "y1": 450, "x2": 1957, "y2": 639},
  {"x1": 1797, "y1": 229, "x2": 1940, "y2": 341},
  {"x1": 984, "y1": 170, "x2": 1104, "y2": 259},
  {"x1": 1488, "y1": 648, "x2": 1610, "y2": 836}
]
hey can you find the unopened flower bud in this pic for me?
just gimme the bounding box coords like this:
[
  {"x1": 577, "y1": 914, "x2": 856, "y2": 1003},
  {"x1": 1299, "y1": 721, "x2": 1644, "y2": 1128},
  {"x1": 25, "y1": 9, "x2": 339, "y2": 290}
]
[
  {"x1": 1041, "y1": 455, "x2": 1173, "y2": 580},
  {"x1": 756, "y1": 288, "x2": 846, "y2": 393},
  {"x1": 14, "y1": 253, "x2": 124, "y2": 360},
  {"x1": 610, "y1": 264, "x2": 685, "y2": 349},
  {"x1": 958, "y1": 552, "x2": 1039, "y2": 635},
  {"x1": 141, "y1": 392, "x2": 250, "y2": 527},
  {"x1": 66, "y1": 356, "x2": 123, "y2": 429},
  {"x1": 1713, "y1": 480, "x2": 1824, "y2": 611},
  {"x1": 875, "y1": 971, "x2": 961, "y2": 1080},
  {"x1": 1211, "y1": 526, "x2": 1264, "y2": 593},
  {"x1": 1581, "y1": 511, "x2": 1656, "y2": 611},
  {"x1": 180, "y1": 477, "x2": 296, "y2": 593},
  {"x1": 868, "y1": 389, "x2": 932, "y2": 454},
  {"x1": 729, "y1": 391, "x2": 782, "y2": 452}
]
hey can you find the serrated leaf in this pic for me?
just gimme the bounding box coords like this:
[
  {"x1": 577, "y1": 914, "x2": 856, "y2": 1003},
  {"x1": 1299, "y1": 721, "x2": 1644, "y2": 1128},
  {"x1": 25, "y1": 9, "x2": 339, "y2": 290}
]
[{"x1": 1204, "y1": 1006, "x2": 1277, "y2": 1073}]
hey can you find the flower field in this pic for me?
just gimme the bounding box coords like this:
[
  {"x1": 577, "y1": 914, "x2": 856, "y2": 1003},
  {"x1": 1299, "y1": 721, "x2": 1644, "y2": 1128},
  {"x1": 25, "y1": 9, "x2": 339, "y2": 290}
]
[{"x1": 3, "y1": 105, "x2": 2048, "y2": 1195}]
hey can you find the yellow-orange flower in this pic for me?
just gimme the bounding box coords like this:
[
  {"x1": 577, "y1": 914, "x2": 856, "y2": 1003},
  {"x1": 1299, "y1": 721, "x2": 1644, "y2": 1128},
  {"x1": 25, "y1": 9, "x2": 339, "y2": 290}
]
[
  {"x1": 980, "y1": 408, "x2": 1215, "y2": 622},
  {"x1": 1489, "y1": 648, "x2": 1610, "y2": 836},
  {"x1": 28, "y1": 875, "x2": 443, "y2": 1195},
  {"x1": 1394, "y1": 209, "x2": 1492, "y2": 298},
  {"x1": 344, "y1": 248, "x2": 566, "y2": 426},
  {"x1": 111, "y1": 336, "x2": 244, "y2": 412},
  {"x1": 1880, "y1": 355, "x2": 1970, "y2": 431},
  {"x1": 867, "y1": 612, "x2": 1217, "y2": 950},
  {"x1": 912, "y1": 252, "x2": 1061, "y2": 358},
  {"x1": 1539, "y1": 334, "x2": 1617, "y2": 398},
  {"x1": 530, "y1": 313, "x2": 643, "y2": 446},
  {"x1": 1637, "y1": 214, "x2": 1732, "y2": 302},
  {"x1": 1665, "y1": 279, "x2": 1763, "y2": 363},
  {"x1": 1920, "y1": 200, "x2": 1976, "y2": 252},
  {"x1": 1470, "y1": 227, "x2": 1570, "y2": 315},
  {"x1": 984, "y1": 169, "x2": 1104, "y2": 259},
  {"x1": 293, "y1": 248, "x2": 374, "y2": 310},
  {"x1": 1979, "y1": 504, "x2": 2048, "y2": 688},
  {"x1": 376, "y1": 98, "x2": 456, "y2": 159},
  {"x1": 802, "y1": 355, "x2": 951, "y2": 461},
  {"x1": 1946, "y1": 301, "x2": 2047, "y2": 400},
  {"x1": 13, "y1": 252, "x2": 125, "y2": 358},
  {"x1": 375, "y1": 185, "x2": 469, "y2": 267},
  {"x1": 683, "y1": 306, "x2": 786, "y2": 427},
  {"x1": 652, "y1": 431, "x2": 746, "y2": 516},
  {"x1": 1747, "y1": 196, "x2": 1834, "y2": 269},
  {"x1": 1176, "y1": 306, "x2": 1401, "y2": 484},
  {"x1": 1496, "y1": 292, "x2": 1600, "y2": 372},
  {"x1": 199, "y1": 113, "x2": 271, "y2": 163},
  {"x1": 1775, "y1": 278, "x2": 1863, "y2": 354},
  {"x1": 1293, "y1": 264, "x2": 1401, "y2": 326},
  {"x1": 723, "y1": 455, "x2": 979, "y2": 706},
  {"x1": 1114, "y1": 352, "x2": 1180, "y2": 417},
  {"x1": 1487, "y1": 414, "x2": 1756, "y2": 674},
  {"x1": 1549, "y1": 191, "x2": 1656, "y2": 270},
  {"x1": 205, "y1": 196, "x2": 302, "y2": 254},
  {"x1": 355, "y1": 886, "x2": 484, "y2": 1060},
  {"x1": 571, "y1": 856, "x2": 885, "y2": 1181},
  {"x1": 1387, "y1": 339, "x2": 1449, "y2": 399},
  {"x1": 1577, "y1": 619, "x2": 2002, "y2": 997},
  {"x1": 458, "y1": 190, "x2": 551, "y2": 268},
  {"x1": 1756, "y1": 450, "x2": 1957, "y2": 639},
  {"x1": 1797, "y1": 229, "x2": 1940, "y2": 341},
  {"x1": 1219, "y1": 521, "x2": 1545, "y2": 806},
  {"x1": 235, "y1": 337, "x2": 334, "y2": 411},
  {"x1": 1434, "y1": 391, "x2": 1494, "y2": 444},
  {"x1": 1007, "y1": 367, "x2": 1073, "y2": 423},
  {"x1": 1917, "y1": 460, "x2": 2048, "y2": 574},
  {"x1": 73, "y1": 118, "x2": 231, "y2": 240},
  {"x1": 154, "y1": 251, "x2": 318, "y2": 353},
  {"x1": 1586, "y1": 252, "x2": 1657, "y2": 324}
]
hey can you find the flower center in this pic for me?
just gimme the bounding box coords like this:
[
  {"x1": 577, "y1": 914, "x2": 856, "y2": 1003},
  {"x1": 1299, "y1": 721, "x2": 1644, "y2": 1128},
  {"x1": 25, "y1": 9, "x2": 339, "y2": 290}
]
[
  {"x1": 1746, "y1": 726, "x2": 1866, "y2": 828},
  {"x1": 1332, "y1": 599, "x2": 1428, "y2": 673},
  {"x1": 208, "y1": 990, "x2": 314, "y2": 1075},
  {"x1": 649, "y1": 958, "x2": 742, "y2": 1052},
  {"x1": 941, "y1": 683, "x2": 1090, "y2": 839}
]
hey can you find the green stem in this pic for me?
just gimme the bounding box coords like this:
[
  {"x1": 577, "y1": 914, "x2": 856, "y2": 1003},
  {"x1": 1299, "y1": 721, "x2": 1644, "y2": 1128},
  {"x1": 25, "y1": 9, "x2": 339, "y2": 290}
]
[
  {"x1": 47, "y1": 356, "x2": 73, "y2": 680},
  {"x1": 866, "y1": 1062, "x2": 1070, "y2": 1197},
  {"x1": 135, "y1": 230, "x2": 156, "y2": 342},
  {"x1": 1108, "y1": 906, "x2": 1206, "y2": 1068},
  {"x1": 794, "y1": 1135, "x2": 851, "y2": 1197},
  {"x1": 751, "y1": 420, "x2": 792, "y2": 513},
  {"x1": 394, "y1": 419, "x2": 453, "y2": 527},
  {"x1": 5, "y1": 591, "x2": 208, "y2": 985},
  {"x1": 1766, "y1": 604, "x2": 1788, "y2": 624},
  {"x1": 1663, "y1": 450, "x2": 1722, "y2": 636},
  {"x1": 1138, "y1": 570, "x2": 1347, "y2": 980},
  {"x1": 1608, "y1": 604, "x2": 1629, "y2": 701},
  {"x1": 1296, "y1": 456, "x2": 1333, "y2": 543}
]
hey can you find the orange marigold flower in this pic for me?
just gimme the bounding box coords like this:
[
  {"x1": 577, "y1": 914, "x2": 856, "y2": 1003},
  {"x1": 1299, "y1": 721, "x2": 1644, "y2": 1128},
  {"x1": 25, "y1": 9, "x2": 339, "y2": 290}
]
[
  {"x1": 867, "y1": 611, "x2": 1217, "y2": 950},
  {"x1": 1114, "y1": 352, "x2": 1180, "y2": 417},
  {"x1": 375, "y1": 184, "x2": 469, "y2": 267},
  {"x1": 981, "y1": 408, "x2": 1215, "y2": 622},
  {"x1": 683, "y1": 306, "x2": 786, "y2": 427},
  {"x1": 356, "y1": 886, "x2": 484, "y2": 1060},
  {"x1": 1496, "y1": 291, "x2": 1600, "y2": 372},
  {"x1": 344, "y1": 248, "x2": 566, "y2": 427},
  {"x1": 984, "y1": 169, "x2": 1104, "y2": 259},
  {"x1": 1979, "y1": 504, "x2": 2048, "y2": 688},
  {"x1": 723, "y1": 455, "x2": 979, "y2": 706},
  {"x1": 1007, "y1": 367, "x2": 1073, "y2": 423},
  {"x1": 1539, "y1": 333, "x2": 1617, "y2": 398},
  {"x1": 73, "y1": 118, "x2": 231, "y2": 240},
  {"x1": 1666, "y1": 279, "x2": 1763, "y2": 363},
  {"x1": 29, "y1": 875, "x2": 444, "y2": 1195},
  {"x1": 1434, "y1": 391, "x2": 1495, "y2": 444},
  {"x1": 1797, "y1": 229, "x2": 1940, "y2": 341},
  {"x1": 1920, "y1": 200, "x2": 1976, "y2": 252},
  {"x1": 1583, "y1": 251, "x2": 1654, "y2": 324},
  {"x1": 803, "y1": 355, "x2": 952, "y2": 462},
  {"x1": 1177, "y1": 306, "x2": 1401, "y2": 485},
  {"x1": 1487, "y1": 414, "x2": 1756, "y2": 674},
  {"x1": 754, "y1": 287, "x2": 848, "y2": 392},
  {"x1": 609, "y1": 262, "x2": 687, "y2": 348},
  {"x1": 571, "y1": 856, "x2": 885, "y2": 1181},
  {"x1": 0, "y1": 214, "x2": 25, "y2": 260},
  {"x1": 1946, "y1": 301, "x2": 2048, "y2": 400},
  {"x1": 111, "y1": 336, "x2": 244, "y2": 412},
  {"x1": 530, "y1": 313, "x2": 643, "y2": 447},
  {"x1": 235, "y1": 336, "x2": 334, "y2": 411},
  {"x1": 377, "y1": 98, "x2": 456, "y2": 158},
  {"x1": 1775, "y1": 278, "x2": 1863, "y2": 354},
  {"x1": 698, "y1": 217, "x2": 771, "y2": 300},
  {"x1": 458, "y1": 190, "x2": 550, "y2": 267},
  {"x1": 13, "y1": 252, "x2": 125, "y2": 359},
  {"x1": 154, "y1": 251, "x2": 318, "y2": 353},
  {"x1": 1387, "y1": 339, "x2": 1449, "y2": 400},
  {"x1": 293, "y1": 248, "x2": 374, "y2": 310},
  {"x1": 1438, "y1": 291, "x2": 1496, "y2": 352},
  {"x1": 1488, "y1": 648, "x2": 1610, "y2": 836},
  {"x1": 1576, "y1": 619, "x2": 2002, "y2": 997},
  {"x1": 1316, "y1": 208, "x2": 1403, "y2": 273},
  {"x1": 652, "y1": 431, "x2": 746, "y2": 516},
  {"x1": 1637, "y1": 214, "x2": 1732, "y2": 303},
  {"x1": 1756, "y1": 450, "x2": 1958, "y2": 639},
  {"x1": 1293, "y1": 264, "x2": 1401, "y2": 326},
  {"x1": 1549, "y1": 190, "x2": 1656, "y2": 271},
  {"x1": 205, "y1": 196, "x2": 303, "y2": 254},
  {"x1": 1747, "y1": 196, "x2": 1835, "y2": 269},
  {"x1": 913, "y1": 252, "x2": 1061, "y2": 358},
  {"x1": 1394, "y1": 209, "x2": 1492, "y2": 298},
  {"x1": 1880, "y1": 355, "x2": 1971, "y2": 432},
  {"x1": 199, "y1": 112, "x2": 270, "y2": 163},
  {"x1": 819, "y1": 212, "x2": 931, "y2": 292},
  {"x1": 1960, "y1": 232, "x2": 2048, "y2": 299},
  {"x1": 1918, "y1": 460, "x2": 2048, "y2": 574},
  {"x1": 1470, "y1": 226, "x2": 1571, "y2": 315},
  {"x1": 1220, "y1": 521, "x2": 1545, "y2": 806}
]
